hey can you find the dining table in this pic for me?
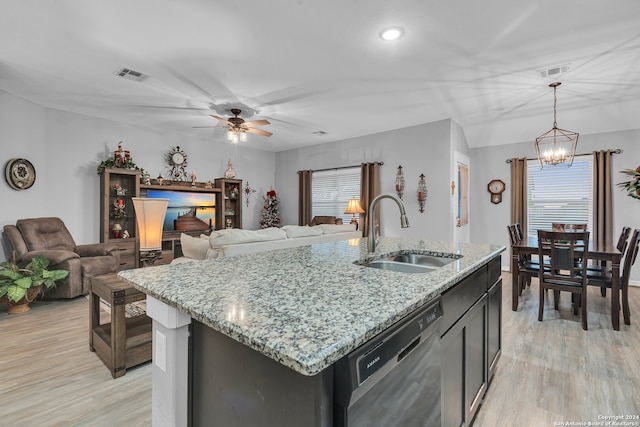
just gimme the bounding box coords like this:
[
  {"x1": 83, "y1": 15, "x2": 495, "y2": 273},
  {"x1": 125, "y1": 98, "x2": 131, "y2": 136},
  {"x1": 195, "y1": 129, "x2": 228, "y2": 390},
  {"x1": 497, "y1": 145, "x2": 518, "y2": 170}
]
[{"x1": 511, "y1": 236, "x2": 623, "y2": 330}]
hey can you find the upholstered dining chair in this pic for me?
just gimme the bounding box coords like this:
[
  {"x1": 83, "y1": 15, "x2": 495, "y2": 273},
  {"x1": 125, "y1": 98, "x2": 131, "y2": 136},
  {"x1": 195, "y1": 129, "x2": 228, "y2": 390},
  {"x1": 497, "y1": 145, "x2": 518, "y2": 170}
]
[
  {"x1": 537, "y1": 230, "x2": 590, "y2": 330},
  {"x1": 585, "y1": 228, "x2": 640, "y2": 326},
  {"x1": 3, "y1": 217, "x2": 121, "y2": 298}
]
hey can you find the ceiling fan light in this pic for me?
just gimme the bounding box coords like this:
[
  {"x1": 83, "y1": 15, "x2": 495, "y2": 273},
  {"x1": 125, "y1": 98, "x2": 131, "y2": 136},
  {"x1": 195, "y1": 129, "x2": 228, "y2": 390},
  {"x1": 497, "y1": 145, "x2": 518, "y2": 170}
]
[
  {"x1": 240, "y1": 131, "x2": 247, "y2": 142},
  {"x1": 227, "y1": 129, "x2": 234, "y2": 141}
]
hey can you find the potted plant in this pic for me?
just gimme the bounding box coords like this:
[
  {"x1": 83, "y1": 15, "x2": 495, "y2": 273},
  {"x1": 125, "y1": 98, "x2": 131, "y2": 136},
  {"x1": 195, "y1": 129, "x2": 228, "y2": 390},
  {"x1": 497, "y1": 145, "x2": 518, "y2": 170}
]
[
  {"x1": 617, "y1": 166, "x2": 640, "y2": 200},
  {"x1": 0, "y1": 255, "x2": 69, "y2": 314}
]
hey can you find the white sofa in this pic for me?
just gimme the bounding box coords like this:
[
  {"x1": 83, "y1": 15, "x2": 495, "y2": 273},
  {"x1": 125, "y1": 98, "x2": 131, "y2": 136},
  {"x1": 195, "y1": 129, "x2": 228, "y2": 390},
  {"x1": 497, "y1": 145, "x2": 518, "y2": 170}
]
[{"x1": 173, "y1": 224, "x2": 361, "y2": 263}]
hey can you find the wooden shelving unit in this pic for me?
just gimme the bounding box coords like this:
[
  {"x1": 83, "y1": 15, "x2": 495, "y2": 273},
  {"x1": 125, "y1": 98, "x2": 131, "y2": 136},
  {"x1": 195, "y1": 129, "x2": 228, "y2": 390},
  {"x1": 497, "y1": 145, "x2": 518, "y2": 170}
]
[
  {"x1": 215, "y1": 178, "x2": 243, "y2": 229},
  {"x1": 99, "y1": 168, "x2": 140, "y2": 269}
]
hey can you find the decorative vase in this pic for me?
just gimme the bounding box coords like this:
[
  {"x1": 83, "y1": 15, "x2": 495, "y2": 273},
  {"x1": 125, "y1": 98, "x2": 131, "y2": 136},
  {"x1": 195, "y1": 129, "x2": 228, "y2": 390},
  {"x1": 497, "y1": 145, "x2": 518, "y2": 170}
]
[{"x1": 1, "y1": 285, "x2": 43, "y2": 315}]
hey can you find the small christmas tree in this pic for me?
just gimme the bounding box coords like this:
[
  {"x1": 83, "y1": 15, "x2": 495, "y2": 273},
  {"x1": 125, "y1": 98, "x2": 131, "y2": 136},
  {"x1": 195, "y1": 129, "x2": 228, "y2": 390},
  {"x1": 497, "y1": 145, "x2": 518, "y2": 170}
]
[{"x1": 260, "y1": 186, "x2": 281, "y2": 229}]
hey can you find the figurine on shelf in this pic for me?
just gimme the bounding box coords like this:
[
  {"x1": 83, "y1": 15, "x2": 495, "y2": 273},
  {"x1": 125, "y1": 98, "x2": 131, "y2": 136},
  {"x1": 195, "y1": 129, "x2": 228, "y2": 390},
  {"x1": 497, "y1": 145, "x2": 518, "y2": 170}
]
[
  {"x1": 113, "y1": 183, "x2": 127, "y2": 195},
  {"x1": 226, "y1": 218, "x2": 233, "y2": 229},
  {"x1": 141, "y1": 171, "x2": 151, "y2": 185},
  {"x1": 112, "y1": 223, "x2": 122, "y2": 239},
  {"x1": 204, "y1": 180, "x2": 214, "y2": 189},
  {"x1": 122, "y1": 229, "x2": 130, "y2": 239},
  {"x1": 225, "y1": 159, "x2": 236, "y2": 179},
  {"x1": 229, "y1": 185, "x2": 239, "y2": 200},
  {"x1": 113, "y1": 199, "x2": 125, "y2": 219},
  {"x1": 191, "y1": 171, "x2": 197, "y2": 187},
  {"x1": 114, "y1": 141, "x2": 131, "y2": 167},
  {"x1": 156, "y1": 175, "x2": 164, "y2": 186}
]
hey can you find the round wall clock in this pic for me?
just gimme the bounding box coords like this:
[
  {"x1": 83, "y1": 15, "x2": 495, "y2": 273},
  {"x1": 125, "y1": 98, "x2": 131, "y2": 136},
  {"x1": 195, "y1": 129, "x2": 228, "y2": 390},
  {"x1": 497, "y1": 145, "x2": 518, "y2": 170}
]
[
  {"x1": 5, "y1": 158, "x2": 36, "y2": 190},
  {"x1": 487, "y1": 179, "x2": 505, "y2": 204},
  {"x1": 166, "y1": 146, "x2": 188, "y2": 181}
]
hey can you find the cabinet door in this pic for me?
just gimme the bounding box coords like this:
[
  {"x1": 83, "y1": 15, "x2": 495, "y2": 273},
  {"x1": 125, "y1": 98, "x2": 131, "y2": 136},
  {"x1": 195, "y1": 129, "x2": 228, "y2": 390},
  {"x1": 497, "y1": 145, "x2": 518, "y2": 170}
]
[
  {"x1": 441, "y1": 318, "x2": 464, "y2": 427},
  {"x1": 465, "y1": 294, "x2": 488, "y2": 424},
  {"x1": 487, "y1": 278, "x2": 502, "y2": 382}
]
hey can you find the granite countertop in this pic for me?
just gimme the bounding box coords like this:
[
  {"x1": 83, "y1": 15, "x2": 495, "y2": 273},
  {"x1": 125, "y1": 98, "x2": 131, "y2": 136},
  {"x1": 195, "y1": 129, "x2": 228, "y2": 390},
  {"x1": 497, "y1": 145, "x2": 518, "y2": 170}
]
[{"x1": 118, "y1": 237, "x2": 504, "y2": 376}]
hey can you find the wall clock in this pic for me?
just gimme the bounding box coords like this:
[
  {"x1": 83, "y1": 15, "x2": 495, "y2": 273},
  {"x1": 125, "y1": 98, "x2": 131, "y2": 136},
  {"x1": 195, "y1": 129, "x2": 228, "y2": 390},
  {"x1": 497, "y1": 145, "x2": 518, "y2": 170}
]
[
  {"x1": 487, "y1": 179, "x2": 505, "y2": 204},
  {"x1": 5, "y1": 158, "x2": 36, "y2": 190},
  {"x1": 166, "y1": 146, "x2": 188, "y2": 181}
]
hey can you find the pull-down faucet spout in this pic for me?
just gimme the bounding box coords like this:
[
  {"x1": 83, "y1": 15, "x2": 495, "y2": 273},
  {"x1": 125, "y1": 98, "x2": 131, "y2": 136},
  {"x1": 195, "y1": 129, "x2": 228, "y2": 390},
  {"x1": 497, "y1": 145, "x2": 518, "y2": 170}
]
[{"x1": 367, "y1": 193, "x2": 410, "y2": 254}]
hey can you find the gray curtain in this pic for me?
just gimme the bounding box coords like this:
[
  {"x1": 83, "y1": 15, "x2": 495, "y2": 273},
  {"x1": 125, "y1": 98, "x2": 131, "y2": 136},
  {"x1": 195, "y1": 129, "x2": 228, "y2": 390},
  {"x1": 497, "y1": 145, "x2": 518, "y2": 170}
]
[
  {"x1": 360, "y1": 162, "x2": 381, "y2": 238},
  {"x1": 593, "y1": 150, "x2": 613, "y2": 246},
  {"x1": 510, "y1": 157, "x2": 528, "y2": 238},
  {"x1": 297, "y1": 170, "x2": 312, "y2": 226}
]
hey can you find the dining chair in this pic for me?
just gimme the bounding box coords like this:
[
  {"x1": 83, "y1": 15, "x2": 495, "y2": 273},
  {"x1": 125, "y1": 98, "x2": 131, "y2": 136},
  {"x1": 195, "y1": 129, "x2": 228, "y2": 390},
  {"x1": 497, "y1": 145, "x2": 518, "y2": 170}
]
[
  {"x1": 588, "y1": 226, "x2": 631, "y2": 297},
  {"x1": 585, "y1": 228, "x2": 639, "y2": 326},
  {"x1": 537, "y1": 230, "x2": 590, "y2": 330},
  {"x1": 508, "y1": 224, "x2": 539, "y2": 295}
]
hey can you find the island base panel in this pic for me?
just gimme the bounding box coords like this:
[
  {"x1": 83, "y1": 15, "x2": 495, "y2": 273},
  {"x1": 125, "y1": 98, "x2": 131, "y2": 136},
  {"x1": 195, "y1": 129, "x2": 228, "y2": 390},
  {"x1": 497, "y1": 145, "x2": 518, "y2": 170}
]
[{"x1": 190, "y1": 321, "x2": 333, "y2": 427}]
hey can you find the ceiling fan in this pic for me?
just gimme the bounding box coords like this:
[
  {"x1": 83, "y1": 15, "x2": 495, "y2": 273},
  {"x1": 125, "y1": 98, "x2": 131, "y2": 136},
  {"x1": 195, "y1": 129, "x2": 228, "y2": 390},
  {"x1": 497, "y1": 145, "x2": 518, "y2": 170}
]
[{"x1": 202, "y1": 108, "x2": 272, "y2": 143}]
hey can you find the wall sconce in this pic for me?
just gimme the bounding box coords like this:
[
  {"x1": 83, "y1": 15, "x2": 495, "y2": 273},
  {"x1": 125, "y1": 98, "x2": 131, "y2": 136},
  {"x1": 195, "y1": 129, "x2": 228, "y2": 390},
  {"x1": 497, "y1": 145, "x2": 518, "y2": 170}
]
[
  {"x1": 132, "y1": 197, "x2": 169, "y2": 266},
  {"x1": 395, "y1": 165, "x2": 405, "y2": 199},
  {"x1": 344, "y1": 197, "x2": 365, "y2": 231},
  {"x1": 417, "y1": 174, "x2": 428, "y2": 213}
]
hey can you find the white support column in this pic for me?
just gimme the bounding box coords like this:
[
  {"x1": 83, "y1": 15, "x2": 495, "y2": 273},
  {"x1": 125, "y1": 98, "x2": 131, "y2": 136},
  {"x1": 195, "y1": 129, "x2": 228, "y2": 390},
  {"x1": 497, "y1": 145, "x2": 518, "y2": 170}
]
[{"x1": 146, "y1": 296, "x2": 192, "y2": 427}]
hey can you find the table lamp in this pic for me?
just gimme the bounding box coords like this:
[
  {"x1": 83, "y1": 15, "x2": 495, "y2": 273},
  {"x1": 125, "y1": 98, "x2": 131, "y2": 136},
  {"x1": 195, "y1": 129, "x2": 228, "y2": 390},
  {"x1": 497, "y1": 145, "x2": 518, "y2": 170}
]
[
  {"x1": 344, "y1": 198, "x2": 365, "y2": 231},
  {"x1": 132, "y1": 197, "x2": 169, "y2": 266}
]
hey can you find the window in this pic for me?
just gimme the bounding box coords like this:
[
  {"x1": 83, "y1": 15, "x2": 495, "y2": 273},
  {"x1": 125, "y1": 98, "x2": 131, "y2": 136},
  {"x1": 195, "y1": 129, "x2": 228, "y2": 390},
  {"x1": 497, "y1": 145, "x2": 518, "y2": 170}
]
[
  {"x1": 312, "y1": 167, "x2": 361, "y2": 224},
  {"x1": 527, "y1": 158, "x2": 593, "y2": 238}
]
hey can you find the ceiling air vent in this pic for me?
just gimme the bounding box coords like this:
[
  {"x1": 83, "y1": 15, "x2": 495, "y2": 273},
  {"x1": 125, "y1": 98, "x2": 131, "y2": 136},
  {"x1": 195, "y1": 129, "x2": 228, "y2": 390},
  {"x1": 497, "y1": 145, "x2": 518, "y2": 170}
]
[
  {"x1": 114, "y1": 67, "x2": 149, "y2": 82},
  {"x1": 538, "y1": 63, "x2": 571, "y2": 79}
]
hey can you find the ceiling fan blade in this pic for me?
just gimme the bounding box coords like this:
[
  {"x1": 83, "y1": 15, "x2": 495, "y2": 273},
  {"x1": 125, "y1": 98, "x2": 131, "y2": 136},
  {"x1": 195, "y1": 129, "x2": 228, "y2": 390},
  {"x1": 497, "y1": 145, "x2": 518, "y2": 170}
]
[
  {"x1": 246, "y1": 128, "x2": 273, "y2": 137},
  {"x1": 210, "y1": 115, "x2": 233, "y2": 126},
  {"x1": 192, "y1": 125, "x2": 229, "y2": 129},
  {"x1": 131, "y1": 105, "x2": 211, "y2": 110},
  {"x1": 243, "y1": 119, "x2": 270, "y2": 127}
]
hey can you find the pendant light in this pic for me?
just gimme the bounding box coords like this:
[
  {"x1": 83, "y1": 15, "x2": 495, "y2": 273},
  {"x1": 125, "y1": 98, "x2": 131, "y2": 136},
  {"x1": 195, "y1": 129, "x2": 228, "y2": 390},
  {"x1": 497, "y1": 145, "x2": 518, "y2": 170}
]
[{"x1": 534, "y1": 82, "x2": 579, "y2": 168}]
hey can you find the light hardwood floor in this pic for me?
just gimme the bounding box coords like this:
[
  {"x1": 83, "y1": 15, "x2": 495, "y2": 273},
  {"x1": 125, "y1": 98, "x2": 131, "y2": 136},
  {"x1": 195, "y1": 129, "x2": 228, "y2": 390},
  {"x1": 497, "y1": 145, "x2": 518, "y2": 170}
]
[{"x1": 1, "y1": 274, "x2": 638, "y2": 426}]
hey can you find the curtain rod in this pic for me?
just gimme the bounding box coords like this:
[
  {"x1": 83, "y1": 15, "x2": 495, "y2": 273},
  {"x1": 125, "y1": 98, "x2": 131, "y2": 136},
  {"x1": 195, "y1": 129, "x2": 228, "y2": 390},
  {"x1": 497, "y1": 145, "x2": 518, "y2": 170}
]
[
  {"x1": 300, "y1": 161, "x2": 384, "y2": 173},
  {"x1": 505, "y1": 149, "x2": 621, "y2": 163}
]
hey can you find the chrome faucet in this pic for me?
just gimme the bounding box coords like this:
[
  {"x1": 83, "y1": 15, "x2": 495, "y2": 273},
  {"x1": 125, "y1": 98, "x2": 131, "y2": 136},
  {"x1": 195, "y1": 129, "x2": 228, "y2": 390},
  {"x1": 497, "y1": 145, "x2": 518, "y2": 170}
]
[{"x1": 368, "y1": 193, "x2": 410, "y2": 253}]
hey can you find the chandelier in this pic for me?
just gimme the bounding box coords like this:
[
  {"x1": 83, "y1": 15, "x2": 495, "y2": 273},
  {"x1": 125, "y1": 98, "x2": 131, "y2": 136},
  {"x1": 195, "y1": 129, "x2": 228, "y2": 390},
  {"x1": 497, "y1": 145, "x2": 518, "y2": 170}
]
[{"x1": 534, "y1": 82, "x2": 579, "y2": 168}]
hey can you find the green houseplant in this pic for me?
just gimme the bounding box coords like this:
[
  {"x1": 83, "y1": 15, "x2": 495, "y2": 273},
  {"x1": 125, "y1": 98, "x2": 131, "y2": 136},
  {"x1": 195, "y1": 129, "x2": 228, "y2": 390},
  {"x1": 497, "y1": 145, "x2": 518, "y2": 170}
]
[
  {"x1": 617, "y1": 167, "x2": 640, "y2": 200},
  {"x1": 0, "y1": 255, "x2": 69, "y2": 314}
]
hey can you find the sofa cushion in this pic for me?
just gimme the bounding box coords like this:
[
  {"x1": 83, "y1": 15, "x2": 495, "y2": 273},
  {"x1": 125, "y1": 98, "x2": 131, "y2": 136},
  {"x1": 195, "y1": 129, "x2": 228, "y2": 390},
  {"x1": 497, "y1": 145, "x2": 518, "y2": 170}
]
[
  {"x1": 281, "y1": 225, "x2": 323, "y2": 239},
  {"x1": 317, "y1": 223, "x2": 357, "y2": 234},
  {"x1": 180, "y1": 233, "x2": 211, "y2": 260},
  {"x1": 209, "y1": 227, "x2": 287, "y2": 247}
]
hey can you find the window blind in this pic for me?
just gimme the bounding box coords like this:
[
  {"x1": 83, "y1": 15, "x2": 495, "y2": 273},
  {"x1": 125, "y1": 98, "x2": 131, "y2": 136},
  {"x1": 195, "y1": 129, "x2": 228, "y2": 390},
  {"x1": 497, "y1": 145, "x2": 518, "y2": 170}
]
[
  {"x1": 312, "y1": 167, "x2": 361, "y2": 224},
  {"x1": 527, "y1": 159, "x2": 593, "y2": 238}
]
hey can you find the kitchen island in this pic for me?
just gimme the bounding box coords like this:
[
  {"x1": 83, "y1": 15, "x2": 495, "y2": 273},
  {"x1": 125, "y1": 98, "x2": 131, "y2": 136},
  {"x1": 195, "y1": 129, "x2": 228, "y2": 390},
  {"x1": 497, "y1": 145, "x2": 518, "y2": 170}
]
[{"x1": 118, "y1": 236, "x2": 504, "y2": 426}]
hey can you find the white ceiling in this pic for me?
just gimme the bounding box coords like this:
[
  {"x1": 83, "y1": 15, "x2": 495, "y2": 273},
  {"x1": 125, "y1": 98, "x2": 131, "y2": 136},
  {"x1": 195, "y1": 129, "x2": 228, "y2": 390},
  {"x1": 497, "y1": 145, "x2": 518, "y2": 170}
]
[{"x1": 1, "y1": 1, "x2": 639, "y2": 152}]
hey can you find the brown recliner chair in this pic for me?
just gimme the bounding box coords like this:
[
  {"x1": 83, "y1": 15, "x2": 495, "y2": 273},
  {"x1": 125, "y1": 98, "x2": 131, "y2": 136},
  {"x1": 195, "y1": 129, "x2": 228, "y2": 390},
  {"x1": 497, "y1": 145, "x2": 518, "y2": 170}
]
[{"x1": 3, "y1": 217, "x2": 121, "y2": 299}]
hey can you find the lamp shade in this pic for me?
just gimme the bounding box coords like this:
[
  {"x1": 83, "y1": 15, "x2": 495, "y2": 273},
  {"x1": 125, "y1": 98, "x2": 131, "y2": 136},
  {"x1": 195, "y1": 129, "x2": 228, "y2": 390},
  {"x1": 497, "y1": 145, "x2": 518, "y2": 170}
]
[
  {"x1": 344, "y1": 198, "x2": 365, "y2": 215},
  {"x1": 132, "y1": 197, "x2": 169, "y2": 251}
]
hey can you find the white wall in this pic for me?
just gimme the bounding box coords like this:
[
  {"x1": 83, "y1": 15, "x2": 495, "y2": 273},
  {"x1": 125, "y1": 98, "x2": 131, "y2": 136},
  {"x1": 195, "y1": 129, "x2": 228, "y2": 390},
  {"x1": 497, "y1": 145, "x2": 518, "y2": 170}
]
[
  {"x1": 275, "y1": 119, "x2": 456, "y2": 241},
  {"x1": 0, "y1": 90, "x2": 276, "y2": 262}
]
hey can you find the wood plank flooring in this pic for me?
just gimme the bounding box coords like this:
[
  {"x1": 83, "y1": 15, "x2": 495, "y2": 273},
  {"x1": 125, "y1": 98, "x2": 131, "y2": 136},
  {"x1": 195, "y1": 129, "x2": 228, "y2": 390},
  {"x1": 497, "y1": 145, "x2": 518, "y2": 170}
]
[{"x1": 1, "y1": 274, "x2": 638, "y2": 426}]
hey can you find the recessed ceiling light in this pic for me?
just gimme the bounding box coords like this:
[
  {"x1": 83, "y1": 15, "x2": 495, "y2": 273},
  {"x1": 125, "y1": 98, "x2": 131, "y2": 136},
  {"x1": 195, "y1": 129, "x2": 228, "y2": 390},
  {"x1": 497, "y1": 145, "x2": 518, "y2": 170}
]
[{"x1": 379, "y1": 27, "x2": 404, "y2": 41}]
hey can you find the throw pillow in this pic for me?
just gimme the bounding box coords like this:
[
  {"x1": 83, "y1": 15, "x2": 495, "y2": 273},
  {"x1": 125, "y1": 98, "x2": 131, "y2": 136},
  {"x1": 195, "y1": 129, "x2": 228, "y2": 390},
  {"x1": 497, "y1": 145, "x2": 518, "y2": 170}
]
[{"x1": 180, "y1": 233, "x2": 210, "y2": 260}]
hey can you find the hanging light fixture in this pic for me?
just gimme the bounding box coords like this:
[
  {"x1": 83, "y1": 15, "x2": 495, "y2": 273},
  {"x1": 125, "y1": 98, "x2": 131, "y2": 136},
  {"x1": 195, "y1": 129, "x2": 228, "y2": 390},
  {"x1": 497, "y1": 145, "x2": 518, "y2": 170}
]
[
  {"x1": 227, "y1": 128, "x2": 247, "y2": 144},
  {"x1": 534, "y1": 82, "x2": 579, "y2": 168}
]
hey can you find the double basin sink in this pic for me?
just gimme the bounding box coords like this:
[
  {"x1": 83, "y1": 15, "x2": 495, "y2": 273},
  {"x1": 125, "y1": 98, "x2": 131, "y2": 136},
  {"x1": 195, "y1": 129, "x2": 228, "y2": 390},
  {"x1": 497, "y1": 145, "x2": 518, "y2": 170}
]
[{"x1": 357, "y1": 252, "x2": 461, "y2": 274}]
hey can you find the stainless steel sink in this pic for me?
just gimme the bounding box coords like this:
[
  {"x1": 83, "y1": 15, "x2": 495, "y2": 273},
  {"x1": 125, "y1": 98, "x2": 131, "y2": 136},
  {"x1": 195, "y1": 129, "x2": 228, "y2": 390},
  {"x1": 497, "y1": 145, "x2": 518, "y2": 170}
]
[
  {"x1": 363, "y1": 260, "x2": 438, "y2": 273},
  {"x1": 388, "y1": 253, "x2": 458, "y2": 268},
  {"x1": 358, "y1": 252, "x2": 461, "y2": 273}
]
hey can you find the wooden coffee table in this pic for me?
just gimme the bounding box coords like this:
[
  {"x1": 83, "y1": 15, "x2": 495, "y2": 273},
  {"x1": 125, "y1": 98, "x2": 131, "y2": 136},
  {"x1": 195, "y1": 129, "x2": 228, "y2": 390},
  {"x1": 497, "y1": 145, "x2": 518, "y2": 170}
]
[{"x1": 89, "y1": 273, "x2": 152, "y2": 378}]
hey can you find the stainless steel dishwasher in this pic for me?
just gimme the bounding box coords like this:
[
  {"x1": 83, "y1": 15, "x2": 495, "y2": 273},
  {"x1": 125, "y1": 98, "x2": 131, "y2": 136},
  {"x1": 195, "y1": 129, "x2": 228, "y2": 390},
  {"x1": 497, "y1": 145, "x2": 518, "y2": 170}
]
[{"x1": 333, "y1": 297, "x2": 442, "y2": 427}]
